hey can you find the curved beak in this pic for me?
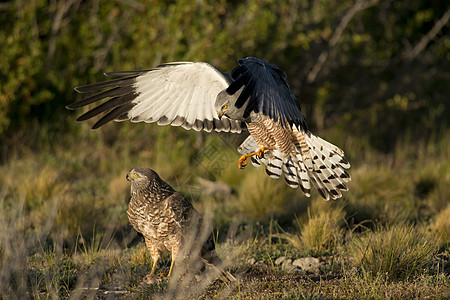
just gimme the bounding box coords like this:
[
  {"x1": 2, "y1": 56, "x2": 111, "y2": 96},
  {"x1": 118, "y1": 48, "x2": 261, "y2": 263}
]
[
  {"x1": 217, "y1": 110, "x2": 223, "y2": 120},
  {"x1": 126, "y1": 172, "x2": 131, "y2": 181}
]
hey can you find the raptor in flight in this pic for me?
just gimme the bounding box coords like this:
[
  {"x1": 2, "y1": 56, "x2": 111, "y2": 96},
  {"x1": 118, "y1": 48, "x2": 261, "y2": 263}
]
[{"x1": 68, "y1": 57, "x2": 351, "y2": 199}]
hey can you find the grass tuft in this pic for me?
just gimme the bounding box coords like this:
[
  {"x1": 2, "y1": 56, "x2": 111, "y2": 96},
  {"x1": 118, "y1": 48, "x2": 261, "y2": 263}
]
[
  {"x1": 347, "y1": 223, "x2": 439, "y2": 281},
  {"x1": 275, "y1": 203, "x2": 345, "y2": 256},
  {"x1": 430, "y1": 203, "x2": 450, "y2": 247}
]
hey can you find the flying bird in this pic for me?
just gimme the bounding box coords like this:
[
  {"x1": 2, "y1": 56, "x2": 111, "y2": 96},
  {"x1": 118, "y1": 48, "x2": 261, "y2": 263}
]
[
  {"x1": 126, "y1": 167, "x2": 235, "y2": 282},
  {"x1": 68, "y1": 57, "x2": 351, "y2": 199}
]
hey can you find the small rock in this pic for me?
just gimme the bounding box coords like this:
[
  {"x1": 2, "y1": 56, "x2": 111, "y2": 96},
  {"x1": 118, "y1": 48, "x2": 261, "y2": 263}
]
[
  {"x1": 281, "y1": 258, "x2": 292, "y2": 269},
  {"x1": 254, "y1": 260, "x2": 268, "y2": 268},
  {"x1": 292, "y1": 257, "x2": 324, "y2": 274},
  {"x1": 281, "y1": 259, "x2": 296, "y2": 273},
  {"x1": 275, "y1": 256, "x2": 287, "y2": 266}
]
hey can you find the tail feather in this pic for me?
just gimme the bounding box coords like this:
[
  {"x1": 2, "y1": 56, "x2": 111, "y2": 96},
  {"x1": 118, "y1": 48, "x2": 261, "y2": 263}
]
[
  {"x1": 295, "y1": 155, "x2": 312, "y2": 196},
  {"x1": 236, "y1": 131, "x2": 350, "y2": 200},
  {"x1": 307, "y1": 141, "x2": 349, "y2": 199},
  {"x1": 264, "y1": 150, "x2": 284, "y2": 178},
  {"x1": 310, "y1": 176, "x2": 329, "y2": 199},
  {"x1": 301, "y1": 131, "x2": 351, "y2": 199},
  {"x1": 308, "y1": 132, "x2": 345, "y2": 156},
  {"x1": 282, "y1": 158, "x2": 300, "y2": 188},
  {"x1": 250, "y1": 156, "x2": 262, "y2": 167}
]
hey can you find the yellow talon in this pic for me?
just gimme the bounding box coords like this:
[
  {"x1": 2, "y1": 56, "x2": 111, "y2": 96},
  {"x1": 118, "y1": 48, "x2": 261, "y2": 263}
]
[
  {"x1": 239, "y1": 155, "x2": 248, "y2": 169},
  {"x1": 238, "y1": 146, "x2": 276, "y2": 169}
]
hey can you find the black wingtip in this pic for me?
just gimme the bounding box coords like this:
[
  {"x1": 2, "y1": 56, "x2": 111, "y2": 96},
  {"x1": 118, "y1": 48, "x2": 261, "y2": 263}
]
[
  {"x1": 66, "y1": 104, "x2": 76, "y2": 110},
  {"x1": 74, "y1": 85, "x2": 92, "y2": 93}
]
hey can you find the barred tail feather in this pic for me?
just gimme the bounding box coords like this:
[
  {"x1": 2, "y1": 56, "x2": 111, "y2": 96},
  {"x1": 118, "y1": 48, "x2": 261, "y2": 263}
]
[
  {"x1": 302, "y1": 131, "x2": 351, "y2": 199},
  {"x1": 264, "y1": 150, "x2": 284, "y2": 178},
  {"x1": 295, "y1": 154, "x2": 311, "y2": 196},
  {"x1": 237, "y1": 132, "x2": 350, "y2": 200}
]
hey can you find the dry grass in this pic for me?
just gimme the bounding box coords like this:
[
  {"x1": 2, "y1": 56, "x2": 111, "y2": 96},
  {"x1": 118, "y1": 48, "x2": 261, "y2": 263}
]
[
  {"x1": 347, "y1": 224, "x2": 439, "y2": 281},
  {"x1": 430, "y1": 203, "x2": 450, "y2": 246},
  {"x1": 0, "y1": 124, "x2": 449, "y2": 298},
  {"x1": 276, "y1": 203, "x2": 346, "y2": 256}
]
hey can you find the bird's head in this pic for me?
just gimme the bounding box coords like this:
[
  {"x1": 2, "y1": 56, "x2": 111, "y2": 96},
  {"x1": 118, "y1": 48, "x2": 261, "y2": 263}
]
[
  {"x1": 127, "y1": 167, "x2": 175, "y2": 199},
  {"x1": 216, "y1": 103, "x2": 229, "y2": 119},
  {"x1": 214, "y1": 88, "x2": 246, "y2": 120},
  {"x1": 126, "y1": 167, "x2": 159, "y2": 190}
]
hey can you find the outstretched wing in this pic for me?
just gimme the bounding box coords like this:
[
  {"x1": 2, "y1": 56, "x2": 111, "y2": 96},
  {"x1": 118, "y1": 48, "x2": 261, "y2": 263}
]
[
  {"x1": 67, "y1": 62, "x2": 244, "y2": 133},
  {"x1": 227, "y1": 57, "x2": 307, "y2": 131}
]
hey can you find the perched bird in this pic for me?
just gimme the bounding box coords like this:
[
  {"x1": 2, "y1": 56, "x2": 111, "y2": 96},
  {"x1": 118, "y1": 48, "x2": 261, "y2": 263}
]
[
  {"x1": 126, "y1": 167, "x2": 235, "y2": 282},
  {"x1": 68, "y1": 57, "x2": 351, "y2": 200}
]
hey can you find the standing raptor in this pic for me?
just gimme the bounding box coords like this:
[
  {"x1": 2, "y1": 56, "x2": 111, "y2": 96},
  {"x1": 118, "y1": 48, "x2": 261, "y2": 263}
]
[
  {"x1": 68, "y1": 57, "x2": 351, "y2": 199},
  {"x1": 126, "y1": 167, "x2": 235, "y2": 282}
]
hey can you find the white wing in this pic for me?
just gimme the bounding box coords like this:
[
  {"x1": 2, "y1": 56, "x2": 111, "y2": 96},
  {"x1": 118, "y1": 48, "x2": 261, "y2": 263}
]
[{"x1": 68, "y1": 62, "x2": 244, "y2": 133}]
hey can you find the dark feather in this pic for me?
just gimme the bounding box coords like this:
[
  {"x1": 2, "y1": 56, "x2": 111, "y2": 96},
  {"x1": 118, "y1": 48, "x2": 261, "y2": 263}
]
[
  {"x1": 92, "y1": 103, "x2": 136, "y2": 129},
  {"x1": 67, "y1": 86, "x2": 132, "y2": 110},
  {"x1": 231, "y1": 57, "x2": 308, "y2": 131},
  {"x1": 76, "y1": 93, "x2": 138, "y2": 122},
  {"x1": 74, "y1": 75, "x2": 139, "y2": 93}
]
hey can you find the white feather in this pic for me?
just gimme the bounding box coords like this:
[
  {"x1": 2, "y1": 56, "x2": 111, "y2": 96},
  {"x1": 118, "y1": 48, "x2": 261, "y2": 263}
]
[{"x1": 123, "y1": 62, "x2": 241, "y2": 133}]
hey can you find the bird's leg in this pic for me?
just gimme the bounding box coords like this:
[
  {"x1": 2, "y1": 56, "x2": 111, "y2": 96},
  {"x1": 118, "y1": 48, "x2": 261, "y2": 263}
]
[
  {"x1": 143, "y1": 256, "x2": 160, "y2": 284},
  {"x1": 238, "y1": 146, "x2": 276, "y2": 169},
  {"x1": 166, "y1": 247, "x2": 180, "y2": 278},
  {"x1": 143, "y1": 240, "x2": 161, "y2": 284},
  {"x1": 150, "y1": 256, "x2": 159, "y2": 276},
  {"x1": 167, "y1": 259, "x2": 175, "y2": 278},
  {"x1": 256, "y1": 146, "x2": 275, "y2": 158}
]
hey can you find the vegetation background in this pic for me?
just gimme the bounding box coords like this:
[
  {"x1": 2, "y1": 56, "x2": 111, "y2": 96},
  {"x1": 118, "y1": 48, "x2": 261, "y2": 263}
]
[{"x1": 0, "y1": 0, "x2": 449, "y2": 298}]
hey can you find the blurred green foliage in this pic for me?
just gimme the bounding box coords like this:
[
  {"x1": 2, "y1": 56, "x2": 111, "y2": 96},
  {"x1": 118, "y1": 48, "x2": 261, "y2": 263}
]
[{"x1": 0, "y1": 0, "x2": 448, "y2": 151}]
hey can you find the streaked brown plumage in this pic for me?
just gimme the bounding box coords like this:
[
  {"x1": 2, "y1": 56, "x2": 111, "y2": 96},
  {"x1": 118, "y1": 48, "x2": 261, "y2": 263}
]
[{"x1": 126, "y1": 167, "x2": 235, "y2": 282}]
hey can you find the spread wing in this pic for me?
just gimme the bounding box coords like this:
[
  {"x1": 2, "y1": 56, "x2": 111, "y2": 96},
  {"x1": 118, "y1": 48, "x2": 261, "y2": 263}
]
[
  {"x1": 227, "y1": 57, "x2": 307, "y2": 131},
  {"x1": 67, "y1": 62, "x2": 245, "y2": 133}
]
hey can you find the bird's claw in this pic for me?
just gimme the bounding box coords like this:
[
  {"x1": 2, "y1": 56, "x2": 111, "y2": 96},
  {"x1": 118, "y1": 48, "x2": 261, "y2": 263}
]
[
  {"x1": 256, "y1": 148, "x2": 265, "y2": 158},
  {"x1": 239, "y1": 157, "x2": 247, "y2": 169},
  {"x1": 238, "y1": 147, "x2": 274, "y2": 169}
]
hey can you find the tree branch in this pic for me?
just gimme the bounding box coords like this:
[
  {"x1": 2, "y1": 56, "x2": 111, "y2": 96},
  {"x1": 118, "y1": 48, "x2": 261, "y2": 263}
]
[
  {"x1": 46, "y1": 0, "x2": 82, "y2": 63},
  {"x1": 306, "y1": 0, "x2": 378, "y2": 84},
  {"x1": 405, "y1": 8, "x2": 450, "y2": 60}
]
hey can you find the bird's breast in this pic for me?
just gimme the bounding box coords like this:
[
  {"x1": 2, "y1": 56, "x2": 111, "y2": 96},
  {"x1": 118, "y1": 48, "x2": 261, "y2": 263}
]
[{"x1": 247, "y1": 113, "x2": 297, "y2": 155}]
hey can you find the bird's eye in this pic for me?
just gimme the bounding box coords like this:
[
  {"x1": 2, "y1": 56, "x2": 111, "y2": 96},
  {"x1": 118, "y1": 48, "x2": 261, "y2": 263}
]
[
  {"x1": 134, "y1": 174, "x2": 138, "y2": 178},
  {"x1": 222, "y1": 105, "x2": 228, "y2": 109}
]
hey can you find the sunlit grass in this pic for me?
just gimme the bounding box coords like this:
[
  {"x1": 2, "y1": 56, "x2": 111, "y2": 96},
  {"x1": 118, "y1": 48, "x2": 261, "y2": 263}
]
[
  {"x1": 430, "y1": 203, "x2": 450, "y2": 247},
  {"x1": 347, "y1": 224, "x2": 439, "y2": 281},
  {"x1": 274, "y1": 202, "x2": 345, "y2": 256}
]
